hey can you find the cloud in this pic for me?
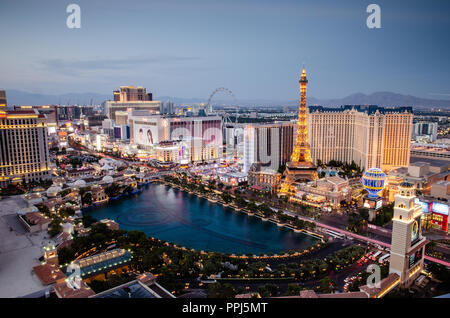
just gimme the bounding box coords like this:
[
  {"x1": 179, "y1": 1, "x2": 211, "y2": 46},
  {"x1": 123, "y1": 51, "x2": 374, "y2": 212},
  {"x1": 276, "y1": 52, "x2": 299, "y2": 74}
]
[{"x1": 37, "y1": 56, "x2": 201, "y2": 75}]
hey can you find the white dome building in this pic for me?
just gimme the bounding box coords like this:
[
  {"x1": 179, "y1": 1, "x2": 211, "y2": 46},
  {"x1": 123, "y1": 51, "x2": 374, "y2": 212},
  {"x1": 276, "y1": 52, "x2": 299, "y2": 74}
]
[
  {"x1": 102, "y1": 175, "x2": 114, "y2": 185},
  {"x1": 101, "y1": 164, "x2": 113, "y2": 172},
  {"x1": 46, "y1": 186, "x2": 62, "y2": 197},
  {"x1": 62, "y1": 222, "x2": 74, "y2": 234},
  {"x1": 123, "y1": 169, "x2": 136, "y2": 177},
  {"x1": 73, "y1": 179, "x2": 87, "y2": 188},
  {"x1": 52, "y1": 177, "x2": 65, "y2": 187}
]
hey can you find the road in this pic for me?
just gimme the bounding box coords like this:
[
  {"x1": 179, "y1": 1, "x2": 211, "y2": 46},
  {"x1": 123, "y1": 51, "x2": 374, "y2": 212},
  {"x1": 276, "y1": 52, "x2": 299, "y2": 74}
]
[{"x1": 281, "y1": 209, "x2": 450, "y2": 268}]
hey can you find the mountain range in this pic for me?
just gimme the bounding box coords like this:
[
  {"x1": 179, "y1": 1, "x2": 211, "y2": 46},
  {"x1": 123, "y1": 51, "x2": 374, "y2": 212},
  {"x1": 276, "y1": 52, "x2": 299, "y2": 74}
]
[{"x1": 3, "y1": 89, "x2": 450, "y2": 109}]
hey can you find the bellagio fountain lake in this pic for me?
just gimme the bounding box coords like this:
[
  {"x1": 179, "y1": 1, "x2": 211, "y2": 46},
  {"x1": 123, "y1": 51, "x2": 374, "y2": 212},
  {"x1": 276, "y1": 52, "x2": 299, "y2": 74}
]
[{"x1": 83, "y1": 183, "x2": 319, "y2": 255}]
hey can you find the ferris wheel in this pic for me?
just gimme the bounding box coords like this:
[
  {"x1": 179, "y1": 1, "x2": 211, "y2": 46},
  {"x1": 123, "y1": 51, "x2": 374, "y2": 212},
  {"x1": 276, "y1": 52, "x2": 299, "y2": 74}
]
[{"x1": 206, "y1": 87, "x2": 239, "y2": 124}]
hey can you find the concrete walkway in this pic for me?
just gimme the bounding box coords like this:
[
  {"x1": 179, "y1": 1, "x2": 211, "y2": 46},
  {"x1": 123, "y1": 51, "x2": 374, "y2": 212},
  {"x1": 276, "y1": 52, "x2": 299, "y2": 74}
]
[{"x1": 0, "y1": 196, "x2": 55, "y2": 298}]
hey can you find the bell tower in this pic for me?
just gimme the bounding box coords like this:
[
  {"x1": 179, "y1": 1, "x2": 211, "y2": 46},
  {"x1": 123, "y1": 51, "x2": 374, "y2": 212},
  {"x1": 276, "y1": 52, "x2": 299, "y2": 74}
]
[
  {"x1": 389, "y1": 182, "x2": 427, "y2": 287},
  {"x1": 44, "y1": 244, "x2": 59, "y2": 266}
]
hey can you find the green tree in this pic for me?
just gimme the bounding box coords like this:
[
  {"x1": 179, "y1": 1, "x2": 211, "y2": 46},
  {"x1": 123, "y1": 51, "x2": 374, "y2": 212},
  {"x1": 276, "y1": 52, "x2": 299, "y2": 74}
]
[
  {"x1": 318, "y1": 276, "x2": 336, "y2": 293},
  {"x1": 222, "y1": 193, "x2": 232, "y2": 204},
  {"x1": 359, "y1": 208, "x2": 369, "y2": 221},
  {"x1": 287, "y1": 283, "x2": 301, "y2": 296},
  {"x1": 222, "y1": 283, "x2": 236, "y2": 298},
  {"x1": 59, "y1": 207, "x2": 75, "y2": 218},
  {"x1": 105, "y1": 183, "x2": 121, "y2": 197},
  {"x1": 81, "y1": 192, "x2": 93, "y2": 206},
  {"x1": 207, "y1": 283, "x2": 223, "y2": 298},
  {"x1": 82, "y1": 214, "x2": 97, "y2": 227},
  {"x1": 48, "y1": 218, "x2": 62, "y2": 237}
]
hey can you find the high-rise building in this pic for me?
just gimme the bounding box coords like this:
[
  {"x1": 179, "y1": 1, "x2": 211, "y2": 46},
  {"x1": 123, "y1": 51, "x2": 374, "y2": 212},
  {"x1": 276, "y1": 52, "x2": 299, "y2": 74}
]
[
  {"x1": 308, "y1": 105, "x2": 413, "y2": 171},
  {"x1": 412, "y1": 121, "x2": 438, "y2": 142},
  {"x1": 0, "y1": 109, "x2": 51, "y2": 186},
  {"x1": 280, "y1": 68, "x2": 317, "y2": 195},
  {"x1": 114, "y1": 125, "x2": 130, "y2": 140},
  {"x1": 383, "y1": 112, "x2": 414, "y2": 170},
  {"x1": 104, "y1": 86, "x2": 160, "y2": 122},
  {"x1": 128, "y1": 112, "x2": 223, "y2": 163},
  {"x1": 243, "y1": 122, "x2": 296, "y2": 173},
  {"x1": 224, "y1": 122, "x2": 246, "y2": 160},
  {"x1": 57, "y1": 105, "x2": 94, "y2": 121},
  {"x1": 114, "y1": 86, "x2": 152, "y2": 101},
  {"x1": 0, "y1": 90, "x2": 6, "y2": 110},
  {"x1": 389, "y1": 182, "x2": 427, "y2": 287},
  {"x1": 114, "y1": 111, "x2": 129, "y2": 126},
  {"x1": 14, "y1": 105, "x2": 59, "y2": 133},
  {"x1": 161, "y1": 101, "x2": 175, "y2": 114}
]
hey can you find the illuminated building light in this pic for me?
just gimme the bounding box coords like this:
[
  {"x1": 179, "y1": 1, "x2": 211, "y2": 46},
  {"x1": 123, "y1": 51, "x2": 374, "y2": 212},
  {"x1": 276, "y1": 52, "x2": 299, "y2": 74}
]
[
  {"x1": 280, "y1": 67, "x2": 317, "y2": 195},
  {"x1": 376, "y1": 277, "x2": 400, "y2": 298}
]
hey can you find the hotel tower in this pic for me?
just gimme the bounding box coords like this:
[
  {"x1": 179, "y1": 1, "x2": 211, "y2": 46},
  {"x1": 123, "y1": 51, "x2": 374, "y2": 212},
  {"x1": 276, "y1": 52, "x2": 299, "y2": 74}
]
[
  {"x1": 280, "y1": 67, "x2": 317, "y2": 195},
  {"x1": 308, "y1": 105, "x2": 413, "y2": 171},
  {"x1": 0, "y1": 107, "x2": 51, "y2": 186}
]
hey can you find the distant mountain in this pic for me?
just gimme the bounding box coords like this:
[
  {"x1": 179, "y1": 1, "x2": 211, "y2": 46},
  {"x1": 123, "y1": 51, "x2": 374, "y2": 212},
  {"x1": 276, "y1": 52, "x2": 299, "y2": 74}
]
[
  {"x1": 4, "y1": 89, "x2": 450, "y2": 109},
  {"x1": 5, "y1": 89, "x2": 109, "y2": 106},
  {"x1": 312, "y1": 92, "x2": 450, "y2": 109}
]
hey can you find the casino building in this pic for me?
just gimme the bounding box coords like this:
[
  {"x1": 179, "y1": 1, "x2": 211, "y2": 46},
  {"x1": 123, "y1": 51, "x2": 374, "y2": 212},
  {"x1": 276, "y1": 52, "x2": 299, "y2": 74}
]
[
  {"x1": 0, "y1": 108, "x2": 51, "y2": 186},
  {"x1": 414, "y1": 197, "x2": 449, "y2": 233},
  {"x1": 0, "y1": 90, "x2": 6, "y2": 109},
  {"x1": 243, "y1": 122, "x2": 296, "y2": 173},
  {"x1": 308, "y1": 105, "x2": 413, "y2": 171},
  {"x1": 104, "y1": 86, "x2": 161, "y2": 122},
  {"x1": 128, "y1": 111, "x2": 223, "y2": 163}
]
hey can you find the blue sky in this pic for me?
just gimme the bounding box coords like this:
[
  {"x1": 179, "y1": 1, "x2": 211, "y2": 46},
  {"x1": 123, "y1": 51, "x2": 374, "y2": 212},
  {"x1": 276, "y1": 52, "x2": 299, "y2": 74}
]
[{"x1": 0, "y1": 0, "x2": 449, "y2": 101}]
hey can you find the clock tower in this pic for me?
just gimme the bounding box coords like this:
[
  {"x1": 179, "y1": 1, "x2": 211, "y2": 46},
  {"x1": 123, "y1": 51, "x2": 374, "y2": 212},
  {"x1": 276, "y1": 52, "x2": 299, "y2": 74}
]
[{"x1": 389, "y1": 182, "x2": 427, "y2": 287}]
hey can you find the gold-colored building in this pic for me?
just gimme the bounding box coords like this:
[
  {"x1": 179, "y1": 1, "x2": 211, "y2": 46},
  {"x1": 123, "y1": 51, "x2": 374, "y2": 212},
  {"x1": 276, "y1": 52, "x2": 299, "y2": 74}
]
[
  {"x1": 247, "y1": 163, "x2": 282, "y2": 193},
  {"x1": 105, "y1": 86, "x2": 161, "y2": 122},
  {"x1": 0, "y1": 90, "x2": 7, "y2": 110},
  {"x1": 0, "y1": 109, "x2": 51, "y2": 186},
  {"x1": 308, "y1": 106, "x2": 413, "y2": 171}
]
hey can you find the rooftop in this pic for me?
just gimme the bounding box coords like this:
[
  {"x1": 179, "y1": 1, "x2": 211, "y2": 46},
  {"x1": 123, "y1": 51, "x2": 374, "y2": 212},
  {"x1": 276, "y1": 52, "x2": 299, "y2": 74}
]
[
  {"x1": 410, "y1": 161, "x2": 429, "y2": 167},
  {"x1": 91, "y1": 272, "x2": 174, "y2": 299},
  {"x1": 95, "y1": 282, "x2": 157, "y2": 298},
  {"x1": 309, "y1": 105, "x2": 413, "y2": 115},
  {"x1": 410, "y1": 156, "x2": 450, "y2": 167},
  {"x1": 72, "y1": 248, "x2": 132, "y2": 278},
  {"x1": 53, "y1": 280, "x2": 96, "y2": 298},
  {"x1": 33, "y1": 263, "x2": 66, "y2": 285}
]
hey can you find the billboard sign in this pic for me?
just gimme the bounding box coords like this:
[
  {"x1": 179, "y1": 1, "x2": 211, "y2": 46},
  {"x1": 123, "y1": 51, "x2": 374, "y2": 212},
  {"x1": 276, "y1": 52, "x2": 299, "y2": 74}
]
[
  {"x1": 411, "y1": 217, "x2": 421, "y2": 245},
  {"x1": 431, "y1": 202, "x2": 449, "y2": 216},
  {"x1": 375, "y1": 200, "x2": 383, "y2": 210},
  {"x1": 409, "y1": 248, "x2": 423, "y2": 269},
  {"x1": 134, "y1": 123, "x2": 159, "y2": 146},
  {"x1": 415, "y1": 198, "x2": 430, "y2": 214}
]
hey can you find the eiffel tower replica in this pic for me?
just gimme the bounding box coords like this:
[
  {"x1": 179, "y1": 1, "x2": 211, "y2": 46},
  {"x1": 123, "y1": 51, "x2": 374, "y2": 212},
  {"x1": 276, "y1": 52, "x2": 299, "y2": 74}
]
[{"x1": 280, "y1": 67, "x2": 317, "y2": 196}]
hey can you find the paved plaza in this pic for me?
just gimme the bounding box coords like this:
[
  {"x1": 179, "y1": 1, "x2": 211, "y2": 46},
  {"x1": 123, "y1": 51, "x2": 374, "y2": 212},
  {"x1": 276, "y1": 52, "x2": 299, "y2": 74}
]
[{"x1": 0, "y1": 196, "x2": 55, "y2": 298}]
